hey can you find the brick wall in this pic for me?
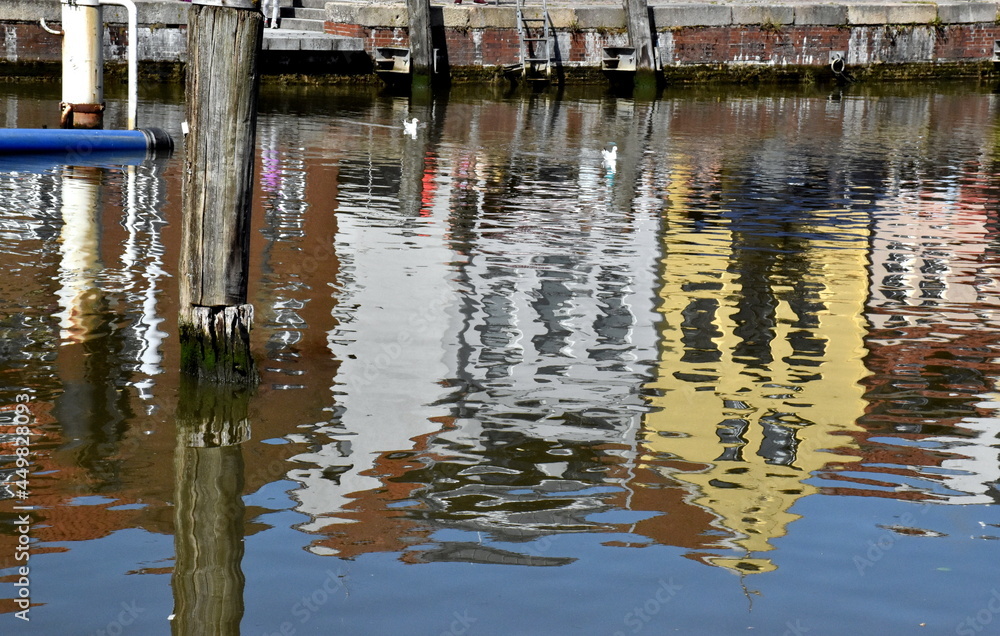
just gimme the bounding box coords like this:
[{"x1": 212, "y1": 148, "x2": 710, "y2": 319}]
[
  {"x1": 327, "y1": 21, "x2": 1000, "y2": 71},
  {"x1": 0, "y1": 22, "x2": 186, "y2": 65},
  {"x1": 667, "y1": 26, "x2": 851, "y2": 66},
  {"x1": 933, "y1": 24, "x2": 1000, "y2": 61},
  {"x1": 3, "y1": 14, "x2": 996, "y2": 77},
  {"x1": 0, "y1": 24, "x2": 63, "y2": 63}
]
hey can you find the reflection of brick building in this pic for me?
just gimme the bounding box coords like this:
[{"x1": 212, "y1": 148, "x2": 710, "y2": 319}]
[
  {"x1": 0, "y1": 396, "x2": 155, "y2": 616},
  {"x1": 843, "y1": 152, "x2": 1000, "y2": 505},
  {"x1": 0, "y1": 150, "x2": 323, "y2": 615}
]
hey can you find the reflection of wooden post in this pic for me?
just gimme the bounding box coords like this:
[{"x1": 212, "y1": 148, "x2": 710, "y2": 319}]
[
  {"x1": 176, "y1": 377, "x2": 252, "y2": 447},
  {"x1": 400, "y1": 139, "x2": 425, "y2": 217},
  {"x1": 407, "y1": 0, "x2": 433, "y2": 90},
  {"x1": 400, "y1": 99, "x2": 433, "y2": 216},
  {"x1": 172, "y1": 379, "x2": 249, "y2": 636},
  {"x1": 623, "y1": 0, "x2": 657, "y2": 91},
  {"x1": 180, "y1": 0, "x2": 262, "y2": 384}
]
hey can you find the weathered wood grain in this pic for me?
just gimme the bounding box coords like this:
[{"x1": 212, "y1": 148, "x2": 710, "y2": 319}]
[
  {"x1": 407, "y1": 0, "x2": 433, "y2": 87},
  {"x1": 623, "y1": 0, "x2": 657, "y2": 88},
  {"x1": 180, "y1": 304, "x2": 259, "y2": 383},
  {"x1": 180, "y1": 3, "x2": 262, "y2": 384}
]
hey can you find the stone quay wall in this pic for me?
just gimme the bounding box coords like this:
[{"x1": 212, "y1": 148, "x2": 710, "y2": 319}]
[
  {"x1": 0, "y1": 0, "x2": 188, "y2": 68},
  {"x1": 325, "y1": 1, "x2": 1000, "y2": 81},
  {"x1": 1, "y1": 0, "x2": 999, "y2": 82}
]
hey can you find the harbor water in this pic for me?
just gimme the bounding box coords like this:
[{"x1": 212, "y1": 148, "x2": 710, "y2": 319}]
[{"x1": 1, "y1": 80, "x2": 1000, "y2": 635}]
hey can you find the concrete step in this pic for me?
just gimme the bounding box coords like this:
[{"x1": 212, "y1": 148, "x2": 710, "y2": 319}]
[
  {"x1": 280, "y1": 7, "x2": 325, "y2": 21},
  {"x1": 275, "y1": 17, "x2": 326, "y2": 32},
  {"x1": 270, "y1": 0, "x2": 328, "y2": 11},
  {"x1": 262, "y1": 29, "x2": 363, "y2": 52}
]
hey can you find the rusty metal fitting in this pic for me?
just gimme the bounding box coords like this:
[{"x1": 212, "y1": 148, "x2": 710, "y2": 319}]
[{"x1": 59, "y1": 102, "x2": 106, "y2": 129}]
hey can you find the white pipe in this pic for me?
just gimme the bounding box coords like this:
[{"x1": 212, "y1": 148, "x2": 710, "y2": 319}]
[
  {"x1": 61, "y1": 0, "x2": 103, "y2": 114},
  {"x1": 99, "y1": 0, "x2": 138, "y2": 130},
  {"x1": 40, "y1": 18, "x2": 63, "y2": 35}
]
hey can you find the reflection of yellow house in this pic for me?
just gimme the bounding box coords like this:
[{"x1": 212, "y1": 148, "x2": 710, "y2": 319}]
[{"x1": 641, "y1": 168, "x2": 868, "y2": 574}]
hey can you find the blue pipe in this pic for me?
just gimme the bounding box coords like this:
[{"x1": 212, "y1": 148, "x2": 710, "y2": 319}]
[
  {"x1": 0, "y1": 150, "x2": 166, "y2": 174},
  {"x1": 0, "y1": 128, "x2": 173, "y2": 156}
]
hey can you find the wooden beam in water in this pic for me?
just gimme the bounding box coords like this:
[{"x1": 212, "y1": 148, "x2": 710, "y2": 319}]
[
  {"x1": 180, "y1": 0, "x2": 262, "y2": 384},
  {"x1": 623, "y1": 0, "x2": 658, "y2": 91},
  {"x1": 407, "y1": 0, "x2": 434, "y2": 89}
]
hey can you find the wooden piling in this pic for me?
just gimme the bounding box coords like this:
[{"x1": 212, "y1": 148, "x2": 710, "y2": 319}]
[
  {"x1": 407, "y1": 0, "x2": 434, "y2": 90},
  {"x1": 180, "y1": 0, "x2": 263, "y2": 384},
  {"x1": 623, "y1": 0, "x2": 657, "y2": 91}
]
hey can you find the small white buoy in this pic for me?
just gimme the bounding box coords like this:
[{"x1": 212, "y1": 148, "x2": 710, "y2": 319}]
[
  {"x1": 601, "y1": 142, "x2": 617, "y2": 172},
  {"x1": 403, "y1": 117, "x2": 418, "y2": 138}
]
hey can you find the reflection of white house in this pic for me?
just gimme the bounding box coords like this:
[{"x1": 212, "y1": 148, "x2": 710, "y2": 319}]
[
  {"x1": 926, "y1": 405, "x2": 1000, "y2": 505},
  {"x1": 394, "y1": 149, "x2": 664, "y2": 541},
  {"x1": 289, "y1": 151, "x2": 458, "y2": 544},
  {"x1": 867, "y1": 188, "x2": 996, "y2": 331},
  {"x1": 440, "y1": 154, "x2": 662, "y2": 447},
  {"x1": 281, "y1": 109, "x2": 666, "y2": 547}
]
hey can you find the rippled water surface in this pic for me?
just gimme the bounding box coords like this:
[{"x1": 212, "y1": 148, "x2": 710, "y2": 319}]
[{"x1": 2, "y1": 81, "x2": 1000, "y2": 635}]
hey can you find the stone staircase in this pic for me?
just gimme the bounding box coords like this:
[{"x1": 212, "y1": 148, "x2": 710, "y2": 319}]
[
  {"x1": 260, "y1": 0, "x2": 366, "y2": 55},
  {"x1": 273, "y1": 0, "x2": 327, "y2": 32}
]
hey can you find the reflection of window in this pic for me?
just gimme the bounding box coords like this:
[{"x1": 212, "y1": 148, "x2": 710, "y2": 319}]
[
  {"x1": 919, "y1": 258, "x2": 949, "y2": 275},
  {"x1": 885, "y1": 249, "x2": 914, "y2": 270},
  {"x1": 919, "y1": 278, "x2": 946, "y2": 300},
  {"x1": 880, "y1": 274, "x2": 909, "y2": 302},
  {"x1": 715, "y1": 417, "x2": 749, "y2": 462},
  {"x1": 681, "y1": 297, "x2": 722, "y2": 364},
  {"x1": 757, "y1": 417, "x2": 799, "y2": 467}
]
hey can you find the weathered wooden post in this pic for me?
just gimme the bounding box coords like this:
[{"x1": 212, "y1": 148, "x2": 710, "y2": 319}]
[
  {"x1": 623, "y1": 0, "x2": 657, "y2": 92},
  {"x1": 407, "y1": 0, "x2": 434, "y2": 90},
  {"x1": 180, "y1": 0, "x2": 263, "y2": 384}
]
